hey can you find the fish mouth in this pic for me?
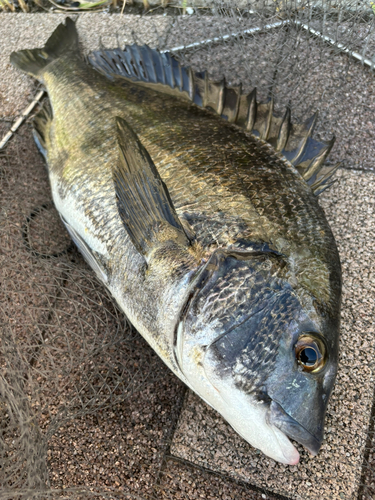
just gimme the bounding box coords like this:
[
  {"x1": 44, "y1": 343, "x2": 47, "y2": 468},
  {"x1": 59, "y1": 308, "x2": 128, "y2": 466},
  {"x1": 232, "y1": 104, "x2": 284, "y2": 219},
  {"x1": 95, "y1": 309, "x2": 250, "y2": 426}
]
[{"x1": 268, "y1": 400, "x2": 322, "y2": 456}]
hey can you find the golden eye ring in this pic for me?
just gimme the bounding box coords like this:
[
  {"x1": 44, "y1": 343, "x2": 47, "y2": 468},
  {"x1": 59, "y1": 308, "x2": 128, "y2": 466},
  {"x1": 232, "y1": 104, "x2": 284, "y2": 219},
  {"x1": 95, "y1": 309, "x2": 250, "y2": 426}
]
[{"x1": 295, "y1": 334, "x2": 326, "y2": 373}]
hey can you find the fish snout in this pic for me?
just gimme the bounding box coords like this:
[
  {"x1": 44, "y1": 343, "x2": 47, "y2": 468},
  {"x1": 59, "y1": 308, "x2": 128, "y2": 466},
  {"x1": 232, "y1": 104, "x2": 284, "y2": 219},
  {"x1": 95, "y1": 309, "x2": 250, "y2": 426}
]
[{"x1": 268, "y1": 400, "x2": 322, "y2": 456}]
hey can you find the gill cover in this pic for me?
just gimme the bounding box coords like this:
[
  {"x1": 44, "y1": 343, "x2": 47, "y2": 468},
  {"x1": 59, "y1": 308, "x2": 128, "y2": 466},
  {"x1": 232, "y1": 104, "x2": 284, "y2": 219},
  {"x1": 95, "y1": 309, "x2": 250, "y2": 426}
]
[{"x1": 175, "y1": 247, "x2": 337, "y2": 462}]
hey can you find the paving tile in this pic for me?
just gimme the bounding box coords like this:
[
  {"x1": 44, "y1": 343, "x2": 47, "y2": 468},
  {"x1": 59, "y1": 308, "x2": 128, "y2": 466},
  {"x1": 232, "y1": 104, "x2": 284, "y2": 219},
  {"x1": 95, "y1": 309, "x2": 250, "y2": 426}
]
[
  {"x1": 178, "y1": 32, "x2": 375, "y2": 171},
  {"x1": 170, "y1": 168, "x2": 375, "y2": 500},
  {"x1": 156, "y1": 457, "x2": 282, "y2": 500}
]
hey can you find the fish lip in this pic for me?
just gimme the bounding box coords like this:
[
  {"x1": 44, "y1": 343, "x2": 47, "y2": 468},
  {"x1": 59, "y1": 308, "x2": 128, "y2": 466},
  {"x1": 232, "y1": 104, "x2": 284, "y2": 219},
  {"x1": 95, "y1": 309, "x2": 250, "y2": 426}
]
[{"x1": 268, "y1": 400, "x2": 322, "y2": 456}]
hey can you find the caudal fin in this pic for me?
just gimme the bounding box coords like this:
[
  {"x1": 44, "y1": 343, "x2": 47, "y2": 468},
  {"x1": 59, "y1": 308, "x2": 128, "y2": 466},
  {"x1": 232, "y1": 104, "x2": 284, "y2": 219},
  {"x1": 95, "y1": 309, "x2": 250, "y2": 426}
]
[{"x1": 10, "y1": 18, "x2": 78, "y2": 80}]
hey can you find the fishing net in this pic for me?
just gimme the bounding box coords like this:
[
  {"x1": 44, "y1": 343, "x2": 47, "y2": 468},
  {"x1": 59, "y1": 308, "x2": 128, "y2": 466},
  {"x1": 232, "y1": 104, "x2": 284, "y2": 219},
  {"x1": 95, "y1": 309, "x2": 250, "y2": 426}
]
[{"x1": 1, "y1": 1, "x2": 375, "y2": 499}]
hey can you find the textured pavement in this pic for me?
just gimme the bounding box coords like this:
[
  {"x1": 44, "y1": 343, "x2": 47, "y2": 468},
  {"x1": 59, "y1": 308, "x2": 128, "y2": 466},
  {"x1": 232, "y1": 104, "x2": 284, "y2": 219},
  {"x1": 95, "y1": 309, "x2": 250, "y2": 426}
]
[
  {"x1": 1, "y1": 12, "x2": 375, "y2": 500},
  {"x1": 171, "y1": 168, "x2": 375, "y2": 499}
]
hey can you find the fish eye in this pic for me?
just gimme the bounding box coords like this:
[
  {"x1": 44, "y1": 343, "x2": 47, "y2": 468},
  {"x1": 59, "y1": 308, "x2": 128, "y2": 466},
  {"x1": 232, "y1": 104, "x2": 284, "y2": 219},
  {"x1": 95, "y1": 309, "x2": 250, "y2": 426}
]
[{"x1": 295, "y1": 334, "x2": 326, "y2": 372}]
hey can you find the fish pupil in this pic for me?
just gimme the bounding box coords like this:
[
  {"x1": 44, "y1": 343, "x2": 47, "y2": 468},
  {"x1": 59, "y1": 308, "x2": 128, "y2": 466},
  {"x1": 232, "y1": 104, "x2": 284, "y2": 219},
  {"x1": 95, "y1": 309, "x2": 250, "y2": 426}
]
[{"x1": 300, "y1": 347, "x2": 318, "y2": 366}]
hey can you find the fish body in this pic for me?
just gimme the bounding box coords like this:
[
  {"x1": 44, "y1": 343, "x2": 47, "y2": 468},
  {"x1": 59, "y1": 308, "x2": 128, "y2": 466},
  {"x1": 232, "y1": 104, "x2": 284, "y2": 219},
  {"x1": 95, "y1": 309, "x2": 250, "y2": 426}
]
[{"x1": 10, "y1": 19, "x2": 341, "y2": 465}]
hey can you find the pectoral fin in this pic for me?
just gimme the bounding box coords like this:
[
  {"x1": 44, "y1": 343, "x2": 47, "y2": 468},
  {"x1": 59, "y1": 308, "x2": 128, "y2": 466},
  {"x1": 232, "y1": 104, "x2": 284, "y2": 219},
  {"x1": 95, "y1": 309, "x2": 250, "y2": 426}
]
[{"x1": 113, "y1": 117, "x2": 191, "y2": 260}]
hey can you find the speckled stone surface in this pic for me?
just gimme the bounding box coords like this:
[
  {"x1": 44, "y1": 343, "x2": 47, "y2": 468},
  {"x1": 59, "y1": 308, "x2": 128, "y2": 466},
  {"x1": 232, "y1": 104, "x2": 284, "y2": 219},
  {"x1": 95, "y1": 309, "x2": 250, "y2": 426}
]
[
  {"x1": 157, "y1": 457, "x2": 280, "y2": 499},
  {"x1": 171, "y1": 168, "x2": 375, "y2": 500},
  {"x1": 1, "y1": 12, "x2": 375, "y2": 500}
]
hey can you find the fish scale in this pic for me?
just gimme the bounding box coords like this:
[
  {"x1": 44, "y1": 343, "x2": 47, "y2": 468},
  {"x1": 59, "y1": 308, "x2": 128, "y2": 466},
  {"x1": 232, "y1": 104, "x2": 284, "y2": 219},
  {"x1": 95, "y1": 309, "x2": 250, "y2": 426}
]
[{"x1": 10, "y1": 18, "x2": 342, "y2": 465}]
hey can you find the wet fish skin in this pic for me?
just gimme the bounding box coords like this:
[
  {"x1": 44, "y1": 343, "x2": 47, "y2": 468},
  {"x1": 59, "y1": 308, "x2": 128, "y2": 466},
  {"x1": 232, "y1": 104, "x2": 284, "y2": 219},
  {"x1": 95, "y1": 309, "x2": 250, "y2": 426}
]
[{"x1": 10, "y1": 19, "x2": 341, "y2": 465}]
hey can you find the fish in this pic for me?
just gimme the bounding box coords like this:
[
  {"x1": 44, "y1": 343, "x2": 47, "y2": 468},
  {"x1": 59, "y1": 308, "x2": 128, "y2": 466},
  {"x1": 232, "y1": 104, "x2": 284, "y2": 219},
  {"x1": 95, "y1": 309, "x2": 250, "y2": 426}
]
[{"x1": 10, "y1": 18, "x2": 342, "y2": 465}]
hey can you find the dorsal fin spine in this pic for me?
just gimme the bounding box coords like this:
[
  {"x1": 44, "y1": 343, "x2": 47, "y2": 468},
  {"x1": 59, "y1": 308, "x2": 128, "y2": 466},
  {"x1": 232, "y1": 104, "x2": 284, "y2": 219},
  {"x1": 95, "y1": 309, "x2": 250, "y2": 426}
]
[
  {"x1": 221, "y1": 85, "x2": 241, "y2": 123},
  {"x1": 262, "y1": 97, "x2": 274, "y2": 140},
  {"x1": 188, "y1": 67, "x2": 194, "y2": 100},
  {"x1": 204, "y1": 71, "x2": 210, "y2": 108},
  {"x1": 217, "y1": 78, "x2": 225, "y2": 115},
  {"x1": 310, "y1": 162, "x2": 340, "y2": 195},
  {"x1": 168, "y1": 53, "x2": 176, "y2": 89},
  {"x1": 141, "y1": 46, "x2": 157, "y2": 83},
  {"x1": 276, "y1": 107, "x2": 291, "y2": 152},
  {"x1": 246, "y1": 88, "x2": 257, "y2": 132},
  {"x1": 291, "y1": 112, "x2": 318, "y2": 165},
  {"x1": 162, "y1": 52, "x2": 173, "y2": 88},
  {"x1": 302, "y1": 137, "x2": 335, "y2": 184},
  {"x1": 133, "y1": 46, "x2": 144, "y2": 79},
  {"x1": 152, "y1": 49, "x2": 165, "y2": 84},
  {"x1": 233, "y1": 84, "x2": 242, "y2": 123},
  {"x1": 176, "y1": 58, "x2": 183, "y2": 91}
]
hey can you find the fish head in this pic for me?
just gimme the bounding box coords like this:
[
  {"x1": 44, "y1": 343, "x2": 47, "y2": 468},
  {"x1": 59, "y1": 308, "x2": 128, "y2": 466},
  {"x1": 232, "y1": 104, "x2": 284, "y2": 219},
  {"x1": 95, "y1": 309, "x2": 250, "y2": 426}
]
[{"x1": 176, "y1": 247, "x2": 340, "y2": 464}]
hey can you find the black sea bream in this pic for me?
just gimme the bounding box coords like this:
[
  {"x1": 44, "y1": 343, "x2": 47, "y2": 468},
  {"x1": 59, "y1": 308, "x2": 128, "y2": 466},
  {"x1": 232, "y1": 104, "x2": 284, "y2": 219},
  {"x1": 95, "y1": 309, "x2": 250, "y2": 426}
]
[{"x1": 10, "y1": 18, "x2": 342, "y2": 464}]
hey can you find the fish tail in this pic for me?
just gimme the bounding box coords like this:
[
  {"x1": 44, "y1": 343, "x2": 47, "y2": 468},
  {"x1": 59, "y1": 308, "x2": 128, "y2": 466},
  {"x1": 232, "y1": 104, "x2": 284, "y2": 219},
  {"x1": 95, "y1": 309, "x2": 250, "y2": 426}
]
[{"x1": 10, "y1": 18, "x2": 78, "y2": 80}]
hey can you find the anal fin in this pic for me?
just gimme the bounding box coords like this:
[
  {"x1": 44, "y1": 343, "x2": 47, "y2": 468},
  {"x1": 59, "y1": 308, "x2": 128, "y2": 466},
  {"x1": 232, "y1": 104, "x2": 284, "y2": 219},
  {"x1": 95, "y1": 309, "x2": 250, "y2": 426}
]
[
  {"x1": 113, "y1": 117, "x2": 191, "y2": 261},
  {"x1": 60, "y1": 215, "x2": 108, "y2": 283},
  {"x1": 32, "y1": 100, "x2": 52, "y2": 161}
]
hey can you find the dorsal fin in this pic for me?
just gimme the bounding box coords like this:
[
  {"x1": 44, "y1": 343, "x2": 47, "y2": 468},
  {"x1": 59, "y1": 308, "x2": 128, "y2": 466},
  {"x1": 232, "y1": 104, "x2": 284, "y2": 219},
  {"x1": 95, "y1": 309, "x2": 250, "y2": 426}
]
[{"x1": 89, "y1": 45, "x2": 336, "y2": 196}]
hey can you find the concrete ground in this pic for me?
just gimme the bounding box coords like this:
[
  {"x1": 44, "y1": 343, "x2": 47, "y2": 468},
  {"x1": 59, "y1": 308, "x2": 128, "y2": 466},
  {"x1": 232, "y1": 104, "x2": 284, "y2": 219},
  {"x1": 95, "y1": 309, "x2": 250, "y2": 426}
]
[{"x1": 1, "y1": 12, "x2": 375, "y2": 500}]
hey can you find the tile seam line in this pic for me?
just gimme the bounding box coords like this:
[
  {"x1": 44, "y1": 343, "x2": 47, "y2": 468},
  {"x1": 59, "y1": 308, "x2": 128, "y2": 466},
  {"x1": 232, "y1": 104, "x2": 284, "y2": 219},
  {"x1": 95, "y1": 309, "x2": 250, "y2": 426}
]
[
  {"x1": 150, "y1": 384, "x2": 188, "y2": 496},
  {"x1": 356, "y1": 361, "x2": 375, "y2": 500},
  {"x1": 163, "y1": 452, "x2": 292, "y2": 500}
]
